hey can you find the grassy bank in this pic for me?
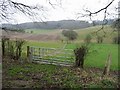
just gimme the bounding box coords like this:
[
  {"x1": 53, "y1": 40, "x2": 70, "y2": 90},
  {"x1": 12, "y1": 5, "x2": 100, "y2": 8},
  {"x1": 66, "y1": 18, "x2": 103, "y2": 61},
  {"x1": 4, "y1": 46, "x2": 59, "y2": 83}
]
[{"x1": 2, "y1": 58, "x2": 118, "y2": 88}]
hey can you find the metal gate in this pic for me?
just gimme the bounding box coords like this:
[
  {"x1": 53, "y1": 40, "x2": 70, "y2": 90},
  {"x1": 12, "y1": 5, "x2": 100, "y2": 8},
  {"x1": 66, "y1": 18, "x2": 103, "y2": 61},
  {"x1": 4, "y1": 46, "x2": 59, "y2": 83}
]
[{"x1": 27, "y1": 46, "x2": 75, "y2": 66}]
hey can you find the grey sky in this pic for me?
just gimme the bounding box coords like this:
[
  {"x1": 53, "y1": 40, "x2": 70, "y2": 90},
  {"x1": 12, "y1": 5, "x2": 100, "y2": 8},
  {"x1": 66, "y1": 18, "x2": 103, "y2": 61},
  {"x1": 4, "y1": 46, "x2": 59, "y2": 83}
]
[{"x1": 5, "y1": 0, "x2": 119, "y2": 23}]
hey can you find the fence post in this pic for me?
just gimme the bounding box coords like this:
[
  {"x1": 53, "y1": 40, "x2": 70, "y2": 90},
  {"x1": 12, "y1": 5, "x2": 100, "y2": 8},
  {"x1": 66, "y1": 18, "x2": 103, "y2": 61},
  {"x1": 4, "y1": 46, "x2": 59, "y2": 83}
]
[
  {"x1": 39, "y1": 48, "x2": 41, "y2": 58},
  {"x1": 103, "y1": 53, "x2": 112, "y2": 76},
  {"x1": 27, "y1": 46, "x2": 32, "y2": 62}
]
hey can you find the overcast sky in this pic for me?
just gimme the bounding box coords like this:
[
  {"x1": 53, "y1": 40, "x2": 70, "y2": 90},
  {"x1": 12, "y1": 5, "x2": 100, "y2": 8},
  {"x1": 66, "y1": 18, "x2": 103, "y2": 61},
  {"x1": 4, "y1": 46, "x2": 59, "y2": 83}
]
[{"x1": 5, "y1": 0, "x2": 119, "y2": 24}]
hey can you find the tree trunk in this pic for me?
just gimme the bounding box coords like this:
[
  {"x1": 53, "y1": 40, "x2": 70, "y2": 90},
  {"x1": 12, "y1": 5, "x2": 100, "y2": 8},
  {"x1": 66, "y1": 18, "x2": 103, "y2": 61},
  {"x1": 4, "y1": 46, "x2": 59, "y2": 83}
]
[{"x1": 2, "y1": 40, "x2": 5, "y2": 57}]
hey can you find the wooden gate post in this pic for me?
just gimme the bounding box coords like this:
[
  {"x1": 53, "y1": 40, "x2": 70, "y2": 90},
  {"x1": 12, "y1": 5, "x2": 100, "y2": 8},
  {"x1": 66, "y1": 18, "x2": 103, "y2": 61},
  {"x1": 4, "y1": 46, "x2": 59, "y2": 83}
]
[
  {"x1": 27, "y1": 46, "x2": 32, "y2": 62},
  {"x1": 103, "y1": 53, "x2": 112, "y2": 76}
]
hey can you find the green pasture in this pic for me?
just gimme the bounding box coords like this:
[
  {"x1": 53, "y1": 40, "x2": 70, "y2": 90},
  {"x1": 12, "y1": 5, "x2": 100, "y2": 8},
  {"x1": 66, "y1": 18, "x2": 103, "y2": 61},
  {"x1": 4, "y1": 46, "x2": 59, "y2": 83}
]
[
  {"x1": 21, "y1": 25, "x2": 118, "y2": 70},
  {"x1": 67, "y1": 43, "x2": 118, "y2": 70},
  {"x1": 25, "y1": 41, "x2": 65, "y2": 48},
  {"x1": 25, "y1": 29, "x2": 60, "y2": 34},
  {"x1": 22, "y1": 40, "x2": 118, "y2": 70},
  {"x1": 21, "y1": 41, "x2": 65, "y2": 58},
  {"x1": 75, "y1": 25, "x2": 118, "y2": 43},
  {"x1": 22, "y1": 41, "x2": 65, "y2": 54}
]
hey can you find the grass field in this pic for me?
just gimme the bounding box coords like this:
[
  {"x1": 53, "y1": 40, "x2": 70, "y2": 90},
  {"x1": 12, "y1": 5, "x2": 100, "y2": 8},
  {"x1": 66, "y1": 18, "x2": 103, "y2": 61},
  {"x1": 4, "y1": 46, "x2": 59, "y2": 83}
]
[
  {"x1": 25, "y1": 29, "x2": 60, "y2": 34},
  {"x1": 22, "y1": 41, "x2": 118, "y2": 70},
  {"x1": 21, "y1": 25, "x2": 119, "y2": 70},
  {"x1": 26, "y1": 41, "x2": 65, "y2": 48},
  {"x1": 75, "y1": 25, "x2": 118, "y2": 43},
  {"x1": 84, "y1": 44, "x2": 118, "y2": 70}
]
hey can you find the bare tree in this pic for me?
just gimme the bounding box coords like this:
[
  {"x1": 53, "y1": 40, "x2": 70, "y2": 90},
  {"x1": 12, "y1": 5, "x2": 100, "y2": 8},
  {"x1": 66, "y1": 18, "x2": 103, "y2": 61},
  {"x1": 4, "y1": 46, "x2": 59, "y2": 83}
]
[
  {"x1": 84, "y1": 0, "x2": 115, "y2": 19},
  {"x1": 0, "y1": 0, "x2": 118, "y2": 23},
  {"x1": 77, "y1": 0, "x2": 118, "y2": 36},
  {"x1": 0, "y1": 0, "x2": 63, "y2": 23},
  {"x1": 0, "y1": 0, "x2": 49, "y2": 23}
]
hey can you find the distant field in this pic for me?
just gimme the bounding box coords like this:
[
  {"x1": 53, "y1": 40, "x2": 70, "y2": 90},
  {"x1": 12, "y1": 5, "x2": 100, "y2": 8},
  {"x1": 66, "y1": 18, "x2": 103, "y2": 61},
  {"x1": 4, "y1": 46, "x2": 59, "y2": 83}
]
[
  {"x1": 75, "y1": 25, "x2": 117, "y2": 43},
  {"x1": 25, "y1": 29, "x2": 61, "y2": 34},
  {"x1": 25, "y1": 25, "x2": 117, "y2": 43}
]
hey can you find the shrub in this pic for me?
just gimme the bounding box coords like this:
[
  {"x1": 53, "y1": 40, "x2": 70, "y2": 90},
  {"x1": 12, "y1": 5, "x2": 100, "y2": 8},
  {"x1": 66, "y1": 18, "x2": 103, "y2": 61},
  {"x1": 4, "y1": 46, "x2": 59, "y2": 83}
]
[
  {"x1": 74, "y1": 45, "x2": 88, "y2": 68},
  {"x1": 111, "y1": 18, "x2": 120, "y2": 31},
  {"x1": 15, "y1": 39, "x2": 26, "y2": 60},
  {"x1": 30, "y1": 31, "x2": 33, "y2": 33},
  {"x1": 2, "y1": 37, "x2": 26, "y2": 60},
  {"x1": 2, "y1": 36, "x2": 10, "y2": 57},
  {"x1": 113, "y1": 36, "x2": 120, "y2": 44},
  {"x1": 84, "y1": 34, "x2": 92, "y2": 44},
  {"x1": 96, "y1": 36, "x2": 103, "y2": 43},
  {"x1": 62, "y1": 30, "x2": 78, "y2": 41}
]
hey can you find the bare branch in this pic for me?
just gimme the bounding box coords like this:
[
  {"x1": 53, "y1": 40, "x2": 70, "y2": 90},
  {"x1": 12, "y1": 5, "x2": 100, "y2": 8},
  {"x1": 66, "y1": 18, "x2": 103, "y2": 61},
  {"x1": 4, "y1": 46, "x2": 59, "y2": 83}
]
[
  {"x1": 46, "y1": 0, "x2": 62, "y2": 9},
  {"x1": 82, "y1": 0, "x2": 116, "y2": 37},
  {"x1": 86, "y1": 0, "x2": 115, "y2": 16},
  {"x1": 0, "y1": 0, "x2": 47, "y2": 23}
]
